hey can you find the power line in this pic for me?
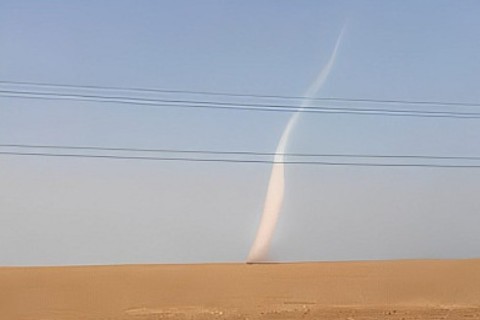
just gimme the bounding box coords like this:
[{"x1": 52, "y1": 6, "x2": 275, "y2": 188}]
[
  {"x1": 2, "y1": 79, "x2": 480, "y2": 108},
  {"x1": 2, "y1": 89, "x2": 480, "y2": 114},
  {"x1": 1, "y1": 151, "x2": 480, "y2": 168},
  {"x1": 2, "y1": 143, "x2": 480, "y2": 161},
  {"x1": 2, "y1": 90, "x2": 480, "y2": 119}
]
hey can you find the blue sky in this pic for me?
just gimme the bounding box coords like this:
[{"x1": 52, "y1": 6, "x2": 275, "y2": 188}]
[{"x1": 1, "y1": 1, "x2": 480, "y2": 265}]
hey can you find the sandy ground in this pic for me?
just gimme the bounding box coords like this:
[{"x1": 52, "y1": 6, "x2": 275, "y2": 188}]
[{"x1": 1, "y1": 259, "x2": 480, "y2": 319}]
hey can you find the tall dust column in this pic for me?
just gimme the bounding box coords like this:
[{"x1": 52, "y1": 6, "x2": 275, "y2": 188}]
[{"x1": 247, "y1": 28, "x2": 346, "y2": 262}]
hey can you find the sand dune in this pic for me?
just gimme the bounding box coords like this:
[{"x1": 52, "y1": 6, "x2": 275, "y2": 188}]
[{"x1": 2, "y1": 259, "x2": 480, "y2": 319}]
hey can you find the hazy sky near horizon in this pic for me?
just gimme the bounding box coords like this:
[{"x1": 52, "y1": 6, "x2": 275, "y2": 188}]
[{"x1": 1, "y1": 1, "x2": 480, "y2": 265}]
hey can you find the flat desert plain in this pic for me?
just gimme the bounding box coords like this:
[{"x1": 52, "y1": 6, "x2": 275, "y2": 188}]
[{"x1": 1, "y1": 259, "x2": 480, "y2": 319}]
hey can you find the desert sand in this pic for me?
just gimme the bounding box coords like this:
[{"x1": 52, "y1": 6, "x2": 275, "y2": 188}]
[{"x1": 2, "y1": 259, "x2": 480, "y2": 319}]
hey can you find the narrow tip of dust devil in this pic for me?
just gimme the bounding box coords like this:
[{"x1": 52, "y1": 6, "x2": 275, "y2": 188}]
[{"x1": 247, "y1": 26, "x2": 347, "y2": 263}]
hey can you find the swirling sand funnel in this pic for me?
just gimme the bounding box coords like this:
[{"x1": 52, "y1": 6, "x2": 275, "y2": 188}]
[{"x1": 247, "y1": 27, "x2": 346, "y2": 262}]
